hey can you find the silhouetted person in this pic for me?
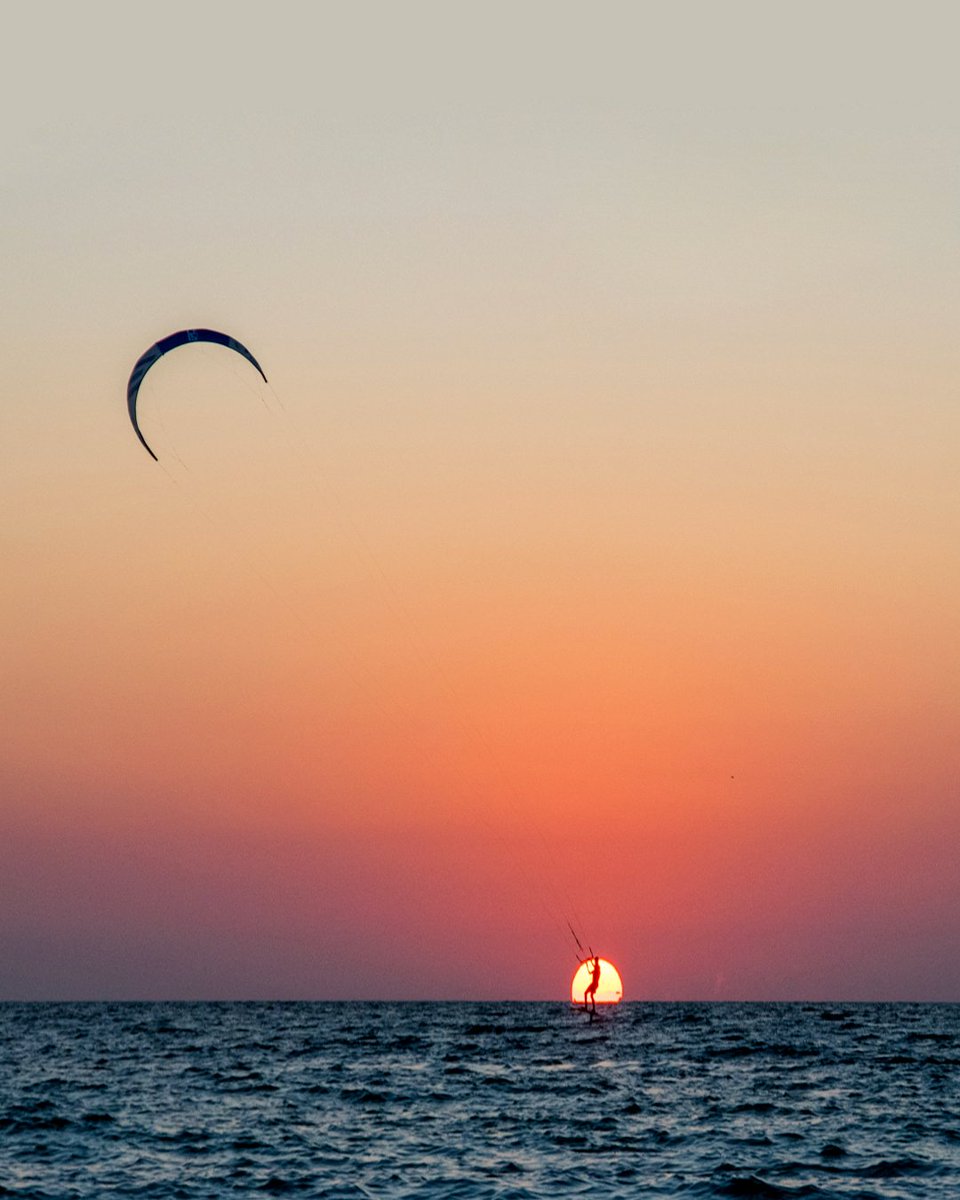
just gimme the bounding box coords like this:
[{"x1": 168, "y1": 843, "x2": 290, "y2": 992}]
[{"x1": 584, "y1": 955, "x2": 601, "y2": 1012}]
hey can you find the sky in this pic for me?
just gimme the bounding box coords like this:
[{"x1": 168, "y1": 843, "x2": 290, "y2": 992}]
[{"x1": 3, "y1": 2, "x2": 960, "y2": 1000}]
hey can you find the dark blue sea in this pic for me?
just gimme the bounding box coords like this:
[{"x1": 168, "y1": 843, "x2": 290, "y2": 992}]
[{"x1": 2, "y1": 1002, "x2": 958, "y2": 1198}]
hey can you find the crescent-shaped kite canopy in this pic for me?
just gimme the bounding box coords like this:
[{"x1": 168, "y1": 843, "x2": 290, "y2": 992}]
[{"x1": 127, "y1": 328, "x2": 268, "y2": 461}]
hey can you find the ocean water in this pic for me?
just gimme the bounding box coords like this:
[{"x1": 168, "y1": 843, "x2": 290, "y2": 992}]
[{"x1": 1, "y1": 1002, "x2": 958, "y2": 1198}]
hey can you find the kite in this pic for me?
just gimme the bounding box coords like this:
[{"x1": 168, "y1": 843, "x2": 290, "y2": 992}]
[{"x1": 127, "y1": 328, "x2": 268, "y2": 460}]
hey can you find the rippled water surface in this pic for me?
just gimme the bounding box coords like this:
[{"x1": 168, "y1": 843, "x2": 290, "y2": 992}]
[{"x1": 2, "y1": 1001, "x2": 959, "y2": 1197}]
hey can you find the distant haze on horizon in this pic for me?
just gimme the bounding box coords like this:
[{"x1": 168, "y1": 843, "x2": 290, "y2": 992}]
[{"x1": 3, "y1": 2, "x2": 960, "y2": 1001}]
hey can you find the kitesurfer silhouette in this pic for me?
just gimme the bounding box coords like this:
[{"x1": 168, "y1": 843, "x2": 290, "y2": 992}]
[{"x1": 584, "y1": 955, "x2": 602, "y2": 1012}]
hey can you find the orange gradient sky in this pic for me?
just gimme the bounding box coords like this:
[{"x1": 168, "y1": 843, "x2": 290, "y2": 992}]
[{"x1": 3, "y1": 4, "x2": 960, "y2": 999}]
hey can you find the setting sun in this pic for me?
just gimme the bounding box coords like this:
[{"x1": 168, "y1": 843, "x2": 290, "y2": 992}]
[{"x1": 570, "y1": 958, "x2": 624, "y2": 1006}]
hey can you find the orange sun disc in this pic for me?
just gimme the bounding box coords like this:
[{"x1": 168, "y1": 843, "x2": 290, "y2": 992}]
[{"x1": 570, "y1": 957, "x2": 623, "y2": 1006}]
